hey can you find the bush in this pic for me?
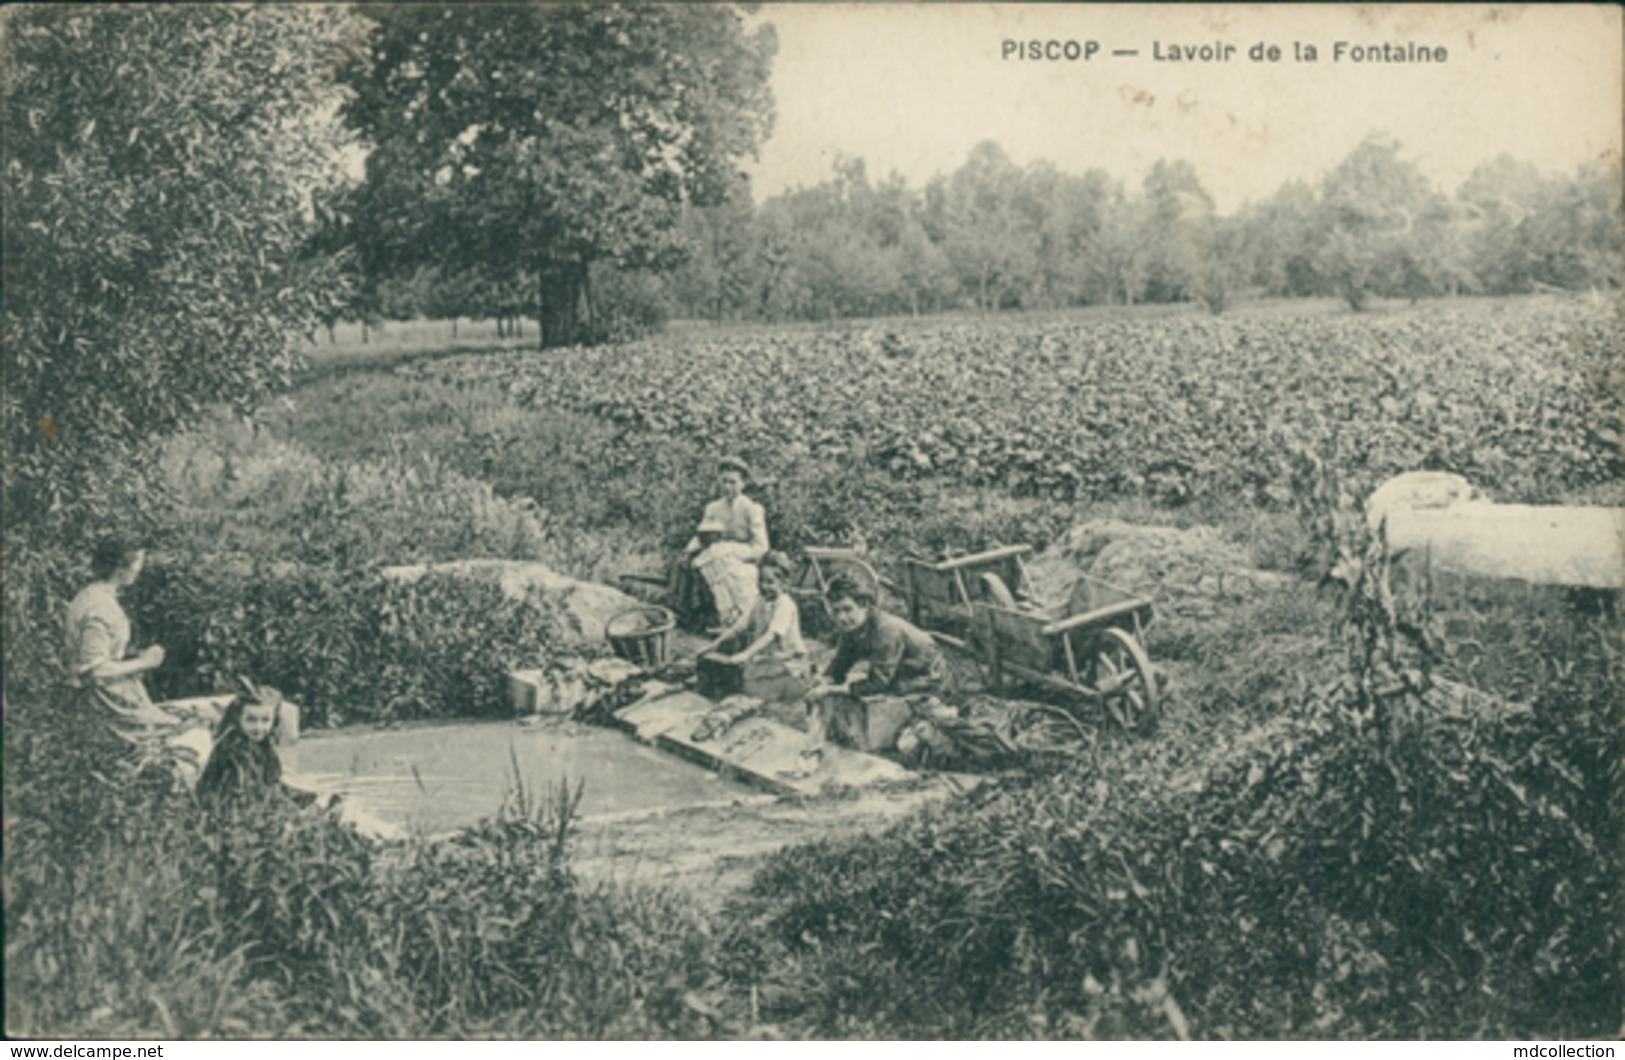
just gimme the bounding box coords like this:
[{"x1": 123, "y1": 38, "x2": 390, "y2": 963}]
[
  {"x1": 3, "y1": 417, "x2": 584, "y2": 725},
  {"x1": 5, "y1": 700, "x2": 723, "y2": 1038},
  {"x1": 149, "y1": 420, "x2": 553, "y2": 568},
  {"x1": 585, "y1": 265, "x2": 673, "y2": 345},
  {"x1": 122, "y1": 560, "x2": 580, "y2": 728},
  {"x1": 3, "y1": 6, "x2": 353, "y2": 516}
]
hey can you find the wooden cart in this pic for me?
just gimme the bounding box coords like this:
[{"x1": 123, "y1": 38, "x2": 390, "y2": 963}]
[
  {"x1": 902, "y1": 544, "x2": 1035, "y2": 650},
  {"x1": 904, "y1": 545, "x2": 1159, "y2": 734}
]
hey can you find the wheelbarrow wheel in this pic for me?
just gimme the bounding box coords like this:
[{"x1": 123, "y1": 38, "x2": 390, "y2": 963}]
[
  {"x1": 979, "y1": 571, "x2": 1018, "y2": 610},
  {"x1": 1095, "y1": 627, "x2": 1158, "y2": 735}
]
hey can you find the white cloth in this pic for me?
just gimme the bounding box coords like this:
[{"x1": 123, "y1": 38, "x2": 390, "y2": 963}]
[
  {"x1": 695, "y1": 542, "x2": 760, "y2": 627},
  {"x1": 686, "y1": 495, "x2": 769, "y2": 560}
]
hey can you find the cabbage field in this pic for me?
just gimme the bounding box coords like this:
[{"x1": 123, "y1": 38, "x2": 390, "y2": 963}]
[{"x1": 401, "y1": 298, "x2": 1622, "y2": 511}]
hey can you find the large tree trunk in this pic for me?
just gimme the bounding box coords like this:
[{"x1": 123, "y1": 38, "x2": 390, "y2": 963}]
[
  {"x1": 581, "y1": 263, "x2": 596, "y2": 338},
  {"x1": 538, "y1": 258, "x2": 589, "y2": 348}
]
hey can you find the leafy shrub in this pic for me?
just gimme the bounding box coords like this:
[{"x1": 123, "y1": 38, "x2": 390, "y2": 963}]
[
  {"x1": 2, "y1": 6, "x2": 353, "y2": 517},
  {"x1": 3, "y1": 683, "x2": 294, "y2": 1038},
  {"x1": 3, "y1": 418, "x2": 579, "y2": 723},
  {"x1": 125, "y1": 561, "x2": 579, "y2": 728},
  {"x1": 5, "y1": 698, "x2": 723, "y2": 1038}
]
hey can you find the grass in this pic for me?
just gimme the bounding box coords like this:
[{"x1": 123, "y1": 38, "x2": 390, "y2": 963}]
[
  {"x1": 299, "y1": 293, "x2": 1602, "y2": 378},
  {"x1": 7, "y1": 298, "x2": 1620, "y2": 1038}
]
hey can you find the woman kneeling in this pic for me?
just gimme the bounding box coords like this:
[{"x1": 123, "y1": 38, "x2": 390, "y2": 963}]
[{"x1": 804, "y1": 572, "x2": 951, "y2": 755}]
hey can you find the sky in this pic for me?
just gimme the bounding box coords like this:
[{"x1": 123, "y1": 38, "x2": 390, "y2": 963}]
[{"x1": 740, "y1": 3, "x2": 1623, "y2": 213}]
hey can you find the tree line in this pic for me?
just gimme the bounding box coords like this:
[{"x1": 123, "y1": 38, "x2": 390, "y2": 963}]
[
  {"x1": 658, "y1": 138, "x2": 1622, "y2": 324},
  {"x1": 344, "y1": 131, "x2": 1622, "y2": 337}
]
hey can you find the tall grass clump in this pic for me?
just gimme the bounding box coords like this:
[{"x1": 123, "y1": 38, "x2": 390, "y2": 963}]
[
  {"x1": 150, "y1": 418, "x2": 554, "y2": 568},
  {"x1": 5, "y1": 699, "x2": 726, "y2": 1038}
]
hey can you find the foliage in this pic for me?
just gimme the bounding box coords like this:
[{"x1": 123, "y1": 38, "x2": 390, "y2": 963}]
[
  {"x1": 1140, "y1": 159, "x2": 1218, "y2": 305},
  {"x1": 1, "y1": 6, "x2": 356, "y2": 516},
  {"x1": 8, "y1": 290, "x2": 1621, "y2": 1038},
  {"x1": 400, "y1": 298, "x2": 1622, "y2": 518},
  {"x1": 4, "y1": 694, "x2": 723, "y2": 1038},
  {"x1": 722, "y1": 562, "x2": 1621, "y2": 1039},
  {"x1": 1, "y1": 417, "x2": 578, "y2": 721},
  {"x1": 1314, "y1": 135, "x2": 1442, "y2": 310},
  {"x1": 128, "y1": 562, "x2": 573, "y2": 728},
  {"x1": 585, "y1": 263, "x2": 674, "y2": 345},
  {"x1": 340, "y1": 4, "x2": 776, "y2": 347},
  {"x1": 6, "y1": 546, "x2": 579, "y2": 731},
  {"x1": 650, "y1": 137, "x2": 1619, "y2": 326},
  {"x1": 146, "y1": 419, "x2": 555, "y2": 568}
]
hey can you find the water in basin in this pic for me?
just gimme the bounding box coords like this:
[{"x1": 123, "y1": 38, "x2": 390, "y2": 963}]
[{"x1": 284, "y1": 720, "x2": 754, "y2": 835}]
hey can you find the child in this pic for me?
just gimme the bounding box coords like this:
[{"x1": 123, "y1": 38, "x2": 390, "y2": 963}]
[
  {"x1": 197, "y1": 681, "x2": 298, "y2": 809},
  {"x1": 700, "y1": 551, "x2": 807, "y2": 674}
]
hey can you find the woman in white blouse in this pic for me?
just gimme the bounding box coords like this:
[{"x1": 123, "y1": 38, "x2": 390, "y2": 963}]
[
  {"x1": 672, "y1": 457, "x2": 769, "y2": 628},
  {"x1": 63, "y1": 538, "x2": 214, "y2": 782}
]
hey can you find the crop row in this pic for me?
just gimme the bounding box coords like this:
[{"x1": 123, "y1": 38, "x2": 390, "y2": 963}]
[{"x1": 404, "y1": 300, "x2": 1622, "y2": 508}]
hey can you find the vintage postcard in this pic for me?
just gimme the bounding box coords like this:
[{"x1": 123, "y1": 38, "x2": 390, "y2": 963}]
[{"x1": 4, "y1": 2, "x2": 1620, "y2": 1048}]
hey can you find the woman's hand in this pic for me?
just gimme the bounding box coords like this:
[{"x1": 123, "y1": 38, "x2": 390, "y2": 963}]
[{"x1": 138, "y1": 645, "x2": 165, "y2": 669}]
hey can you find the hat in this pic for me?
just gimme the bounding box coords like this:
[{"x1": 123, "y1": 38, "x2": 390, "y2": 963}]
[
  {"x1": 718, "y1": 456, "x2": 751, "y2": 480},
  {"x1": 697, "y1": 516, "x2": 727, "y2": 534}
]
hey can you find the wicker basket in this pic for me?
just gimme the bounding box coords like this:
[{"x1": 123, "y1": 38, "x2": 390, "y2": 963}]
[{"x1": 605, "y1": 605, "x2": 676, "y2": 668}]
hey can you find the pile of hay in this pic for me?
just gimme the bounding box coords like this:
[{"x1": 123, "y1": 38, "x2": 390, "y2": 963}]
[
  {"x1": 381, "y1": 559, "x2": 642, "y2": 643},
  {"x1": 1027, "y1": 519, "x2": 1291, "y2": 620}
]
